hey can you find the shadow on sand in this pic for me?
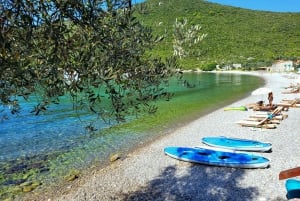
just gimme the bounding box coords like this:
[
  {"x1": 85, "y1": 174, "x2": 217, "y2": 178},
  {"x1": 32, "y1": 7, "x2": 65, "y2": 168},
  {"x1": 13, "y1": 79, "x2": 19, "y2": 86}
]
[{"x1": 114, "y1": 163, "x2": 286, "y2": 201}]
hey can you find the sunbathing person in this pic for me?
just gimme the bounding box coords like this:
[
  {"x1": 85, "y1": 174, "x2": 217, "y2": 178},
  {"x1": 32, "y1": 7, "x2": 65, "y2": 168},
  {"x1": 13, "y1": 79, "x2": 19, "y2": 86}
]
[
  {"x1": 246, "y1": 100, "x2": 277, "y2": 111},
  {"x1": 252, "y1": 104, "x2": 277, "y2": 111},
  {"x1": 246, "y1": 100, "x2": 264, "y2": 109}
]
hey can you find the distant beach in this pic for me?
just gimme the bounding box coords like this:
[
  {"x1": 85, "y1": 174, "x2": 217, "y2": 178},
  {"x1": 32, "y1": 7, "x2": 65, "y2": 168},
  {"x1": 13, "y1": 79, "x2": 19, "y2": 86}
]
[{"x1": 20, "y1": 71, "x2": 300, "y2": 201}]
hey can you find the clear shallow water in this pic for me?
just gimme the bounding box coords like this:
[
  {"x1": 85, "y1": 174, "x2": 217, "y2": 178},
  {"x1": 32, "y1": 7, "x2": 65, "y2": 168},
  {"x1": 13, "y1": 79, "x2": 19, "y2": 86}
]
[
  {"x1": 0, "y1": 101, "x2": 109, "y2": 161},
  {"x1": 0, "y1": 72, "x2": 263, "y2": 199}
]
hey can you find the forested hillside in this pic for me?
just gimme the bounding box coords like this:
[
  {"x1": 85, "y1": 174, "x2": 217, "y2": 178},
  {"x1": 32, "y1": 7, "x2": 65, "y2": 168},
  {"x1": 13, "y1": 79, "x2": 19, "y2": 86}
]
[{"x1": 134, "y1": 0, "x2": 300, "y2": 69}]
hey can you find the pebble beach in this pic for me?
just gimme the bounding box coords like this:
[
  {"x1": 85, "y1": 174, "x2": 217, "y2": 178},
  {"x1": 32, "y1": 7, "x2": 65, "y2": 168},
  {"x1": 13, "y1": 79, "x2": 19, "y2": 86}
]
[{"x1": 24, "y1": 71, "x2": 300, "y2": 201}]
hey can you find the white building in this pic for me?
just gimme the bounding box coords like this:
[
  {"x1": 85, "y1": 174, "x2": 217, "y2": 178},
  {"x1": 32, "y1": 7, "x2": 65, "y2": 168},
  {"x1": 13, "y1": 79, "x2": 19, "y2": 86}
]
[{"x1": 271, "y1": 60, "x2": 294, "y2": 72}]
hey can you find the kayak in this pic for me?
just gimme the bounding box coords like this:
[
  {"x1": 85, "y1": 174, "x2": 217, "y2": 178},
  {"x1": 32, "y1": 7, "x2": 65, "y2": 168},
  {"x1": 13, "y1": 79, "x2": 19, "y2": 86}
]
[
  {"x1": 164, "y1": 146, "x2": 270, "y2": 169},
  {"x1": 201, "y1": 136, "x2": 272, "y2": 152}
]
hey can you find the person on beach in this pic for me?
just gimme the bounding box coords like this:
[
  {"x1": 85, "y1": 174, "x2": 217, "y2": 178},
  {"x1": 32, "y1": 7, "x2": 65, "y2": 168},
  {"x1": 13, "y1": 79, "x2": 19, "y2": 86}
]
[{"x1": 268, "y1": 92, "x2": 273, "y2": 107}]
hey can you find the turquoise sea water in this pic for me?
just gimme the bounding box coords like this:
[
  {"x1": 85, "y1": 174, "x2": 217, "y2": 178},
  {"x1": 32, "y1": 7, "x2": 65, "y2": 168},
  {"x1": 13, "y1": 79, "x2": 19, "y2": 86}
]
[{"x1": 0, "y1": 72, "x2": 263, "y2": 199}]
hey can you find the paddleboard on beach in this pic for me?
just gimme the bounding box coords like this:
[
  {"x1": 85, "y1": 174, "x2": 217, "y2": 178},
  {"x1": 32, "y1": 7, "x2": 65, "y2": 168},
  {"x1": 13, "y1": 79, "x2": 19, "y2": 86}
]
[
  {"x1": 164, "y1": 146, "x2": 270, "y2": 169},
  {"x1": 202, "y1": 136, "x2": 272, "y2": 152},
  {"x1": 224, "y1": 106, "x2": 248, "y2": 111}
]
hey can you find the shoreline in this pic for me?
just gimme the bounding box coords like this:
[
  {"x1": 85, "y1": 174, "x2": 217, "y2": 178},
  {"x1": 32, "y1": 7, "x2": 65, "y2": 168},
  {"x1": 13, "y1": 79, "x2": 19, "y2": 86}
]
[{"x1": 22, "y1": 71, "x2": 300, "y2": 201}]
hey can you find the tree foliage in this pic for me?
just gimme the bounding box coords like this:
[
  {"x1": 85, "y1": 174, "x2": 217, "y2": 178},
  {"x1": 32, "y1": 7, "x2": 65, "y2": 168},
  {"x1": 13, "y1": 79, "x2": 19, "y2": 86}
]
[
  {"x1": 172, "y1": 18, "x2": 207, "y2": 59},
  {"x1": 0, "y1": 0, "x2": 179, "y2": 122}
]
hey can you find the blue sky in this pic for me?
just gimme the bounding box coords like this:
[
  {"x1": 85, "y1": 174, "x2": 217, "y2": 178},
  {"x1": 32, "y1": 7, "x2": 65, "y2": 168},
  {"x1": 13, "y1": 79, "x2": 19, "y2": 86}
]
[
  {"x1": 134, "y1": 0, "x2": 300, "y2": 13},
  {"x1": 205, "y1": 0, "x2": 300, "y2": 12}
]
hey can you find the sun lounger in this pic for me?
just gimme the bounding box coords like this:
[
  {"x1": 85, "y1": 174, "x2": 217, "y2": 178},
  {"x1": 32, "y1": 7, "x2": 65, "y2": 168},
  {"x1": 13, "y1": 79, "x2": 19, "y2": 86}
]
[
  {"x1": 254, "y1": 106, "x2": 285, "y2": 115},
  {"x1": 250, "y1": 106, "x2": 288, "y2": 120},
  {"x1": 277, "y1": 99, "x2": 300, "y2": 108},
  {"x1": 252, "y1": 105, "x2": 276, "y2": 111},
  {"x1": 281, "y1": 98, "x2": 300, "y2": 103},
  {"x1": 280, "y1": 167, "x2": 300, "y2": 180},
  {"x1": 236, "y1": 106, "x2": 284, "y2": 129},
  {"x1": 236, "y1": 117, "x2": 277, "y2": 129},
  {"x1": 236, "y1": 120, "x2": 277, "y2": 128},
  {"x1": 243, "y1": 117, "x2": 281, "y2": 124},
  {"x1": 249, "y1": 114, "x2": 285, "y2": 120},
  {"x1": 282, "y1": 88, "x2": 300, "y2": 94}
]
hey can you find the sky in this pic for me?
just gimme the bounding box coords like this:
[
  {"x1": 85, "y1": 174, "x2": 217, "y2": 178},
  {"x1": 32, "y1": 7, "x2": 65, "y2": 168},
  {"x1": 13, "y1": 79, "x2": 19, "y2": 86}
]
[{"x1": 205, "y1": 0, "x2": 300, "y2": 13}]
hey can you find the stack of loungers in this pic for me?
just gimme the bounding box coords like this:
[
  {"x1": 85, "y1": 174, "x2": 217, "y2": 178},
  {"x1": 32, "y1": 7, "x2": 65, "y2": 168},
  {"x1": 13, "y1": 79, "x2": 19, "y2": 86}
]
[
  {"x1": 236, "y1": 98, "x2": 300, "y2": 129},
  {"x1": 236, "y1": 106, "x2": 287, "y2": 129}
]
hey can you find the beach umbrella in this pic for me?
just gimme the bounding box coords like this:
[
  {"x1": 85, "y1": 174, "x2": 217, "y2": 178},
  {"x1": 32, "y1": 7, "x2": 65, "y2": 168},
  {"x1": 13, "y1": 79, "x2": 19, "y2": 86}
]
[
  {"x1": 251, "y1": 87, "x2": 272, "y2": 96},
  {"x1": 251, "y1": 87, "x2": 272, "y2": 103}
]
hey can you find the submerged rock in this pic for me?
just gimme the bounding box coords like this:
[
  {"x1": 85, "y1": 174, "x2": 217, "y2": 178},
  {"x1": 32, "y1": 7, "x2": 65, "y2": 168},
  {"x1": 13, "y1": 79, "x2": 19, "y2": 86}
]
[
  {"x1": 64, "y1": 170, "x2": 80, "y2": 182},
  {"x1": 110, "y1": 153, "x2": 121, "y2": 162},
  {"x1": 21, "y1": 181, "x2": 41, "y2": 193}
]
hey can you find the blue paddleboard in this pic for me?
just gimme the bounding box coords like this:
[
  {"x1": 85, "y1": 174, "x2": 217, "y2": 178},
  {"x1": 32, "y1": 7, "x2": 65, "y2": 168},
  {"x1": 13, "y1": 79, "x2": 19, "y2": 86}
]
[
  {"x1": 164, "y1": 146, "x2": 270, "y2": 169},
  {"x1": 202, "y1": 136, "x2": 272, "y2": 152}
]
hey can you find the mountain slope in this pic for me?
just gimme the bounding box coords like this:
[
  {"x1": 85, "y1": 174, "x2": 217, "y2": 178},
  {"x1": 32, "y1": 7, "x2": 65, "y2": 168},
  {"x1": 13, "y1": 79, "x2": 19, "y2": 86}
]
[{"x1": 135, "y1": 0, "x2": 300, "y2": 69}]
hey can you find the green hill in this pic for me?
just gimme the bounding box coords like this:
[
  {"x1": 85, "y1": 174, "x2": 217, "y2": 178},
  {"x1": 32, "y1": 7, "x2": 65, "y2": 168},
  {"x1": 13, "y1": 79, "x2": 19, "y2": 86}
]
[{"x1": 135, "y1": 0, "x2": 300, "y2": 69}]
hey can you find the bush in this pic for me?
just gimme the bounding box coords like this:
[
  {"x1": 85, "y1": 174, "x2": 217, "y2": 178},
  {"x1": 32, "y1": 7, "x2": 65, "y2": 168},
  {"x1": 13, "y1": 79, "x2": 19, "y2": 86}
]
[{"x1": 201, "y1": 62, "x2": 217, "y2": 71}]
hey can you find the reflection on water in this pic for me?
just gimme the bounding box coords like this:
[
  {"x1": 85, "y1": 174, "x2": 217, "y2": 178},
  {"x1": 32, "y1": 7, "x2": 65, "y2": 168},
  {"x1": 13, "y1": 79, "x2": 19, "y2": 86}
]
[
  {"x1": 0, "y1": 72, "x2": 263, "y2": 199},
  {"x1": 215, "y1": 72, "x2": 242, "y2": 85}
]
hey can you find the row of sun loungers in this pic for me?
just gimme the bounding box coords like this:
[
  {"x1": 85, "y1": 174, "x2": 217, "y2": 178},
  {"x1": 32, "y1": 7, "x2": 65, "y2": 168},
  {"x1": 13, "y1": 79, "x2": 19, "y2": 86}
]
[
  {"x1": 234, "y1": 97, "x2": 300, "y2": 199},
  {"x1": 236, "y1": 106, "x2": 287, "y2": 129},
  {"x1": 228, "y1": 96, "x2": 300, "y2": 198},
  {"x1": 236, "y1": 97, "x2": 300, "y2": 129}
]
